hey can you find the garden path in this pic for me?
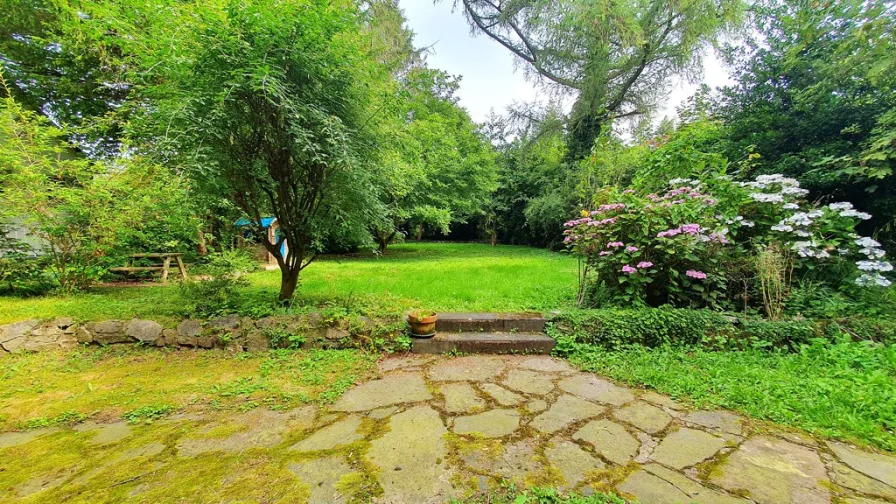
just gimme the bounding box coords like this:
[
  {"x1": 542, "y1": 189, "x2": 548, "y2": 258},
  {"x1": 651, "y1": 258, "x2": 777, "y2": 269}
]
[{"x1": 4, "y1": 355, "x2": 895, "y2": 503}]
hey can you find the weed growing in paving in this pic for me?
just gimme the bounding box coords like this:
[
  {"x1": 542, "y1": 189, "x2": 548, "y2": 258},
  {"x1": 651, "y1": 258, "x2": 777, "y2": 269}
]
[
  {"x1": 453, "y1": 484, "x2": 632, "y2": 503},
  {"x1": 121, "y1": 404, "x2": 175, "y2": 424},
  {"x1": 563, "y1": 338, "x2": 896, "y2": 451}
]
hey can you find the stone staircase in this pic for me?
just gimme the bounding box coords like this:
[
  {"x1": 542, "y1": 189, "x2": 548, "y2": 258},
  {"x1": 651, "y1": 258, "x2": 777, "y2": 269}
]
[{"x1": 410, "y1": 312, "x2": 555, "y2": 355}]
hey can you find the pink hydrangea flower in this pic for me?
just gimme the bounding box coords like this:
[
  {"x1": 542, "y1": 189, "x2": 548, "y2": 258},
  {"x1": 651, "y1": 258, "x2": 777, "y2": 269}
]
[
  {"x1": 599, "y1": 251, "x2": 613, "y2": 256},
  {"x1": 680, "y1": 224, "x2": 702, "y2": 235},
  {"x1": 657, "y1": 228, "x2": 681, "y2": 238},
  {"x1": 621, "y1": 265, "x2": 637, "y2": 274},
  {"x1": 637, "y1": 261, "x2": 654, "y2": 269},
  {"x1": 607, "y1": 242, "x2": 625, "y2": 248},
  {"x1": 626, "y1": 246, "x2": 639, "y2": 252},
  {"x1": 708, "y1": 233, "x2": 729, "y2": 244},
  {"x1": 686, "y1": 270, "x2": 707, "y2": 279}
]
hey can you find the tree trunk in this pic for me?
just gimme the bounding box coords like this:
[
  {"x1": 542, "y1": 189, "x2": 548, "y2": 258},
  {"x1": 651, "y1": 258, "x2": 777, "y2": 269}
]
[
  {"x1": 278, "y1": 264, "x2": 301, "y2": 302},
  {"x1": 196, "y1": 229, "x2": 208, "y2": 255},
  {"x1": 416, "y1": 223, "x2": 424, "y2": 241},
  {"x1": 376, "y1": 230, "x2": 396, "y2": 254}
]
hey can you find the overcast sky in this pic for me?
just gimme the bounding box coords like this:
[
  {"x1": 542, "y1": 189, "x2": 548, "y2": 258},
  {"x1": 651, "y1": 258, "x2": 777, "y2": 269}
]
[{"x1": 399, "y1": 1, "x2": 735, "y2": 125}]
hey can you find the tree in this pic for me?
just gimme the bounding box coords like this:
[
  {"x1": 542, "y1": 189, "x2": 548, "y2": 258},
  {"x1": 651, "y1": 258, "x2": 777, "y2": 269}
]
[
  {"x1": 451, "y1": 0, "x2": 744, "y2": 159},
  {"x1": 713, "y1": 0, "x2": 896, "y2": 245},
  {"x1": 374, "y1": 68, "x2": 498, "y2": 252},
  {"x1": 486, "y1": 107, "x2": 574, "y2": 248},
  {"x1": 0, "y1": 0, "x2": 132, "y2": 155},
  {"x1": 103, "y1": 0, "x2": 388, "y2": 301},
  {"x1": 0, "y1": 81, "x2": 190, "y2": 291}
]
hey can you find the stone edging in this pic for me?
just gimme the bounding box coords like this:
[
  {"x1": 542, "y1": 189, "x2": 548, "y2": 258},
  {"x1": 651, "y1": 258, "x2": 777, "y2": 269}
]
[{"x1": 0, "y1": 314, "x2": 397, "y2": 355}]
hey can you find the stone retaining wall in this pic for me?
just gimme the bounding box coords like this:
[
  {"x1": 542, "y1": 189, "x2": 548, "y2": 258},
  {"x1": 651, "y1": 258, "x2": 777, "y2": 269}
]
[{"x1": 0, "y1": 314, "x2": 396, "y2": 354}]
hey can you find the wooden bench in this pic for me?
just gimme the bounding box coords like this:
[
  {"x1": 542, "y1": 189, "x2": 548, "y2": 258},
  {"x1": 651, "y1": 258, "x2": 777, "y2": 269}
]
[{"x1": 109, "y1": 253, "x2": 189, "y2": 283}]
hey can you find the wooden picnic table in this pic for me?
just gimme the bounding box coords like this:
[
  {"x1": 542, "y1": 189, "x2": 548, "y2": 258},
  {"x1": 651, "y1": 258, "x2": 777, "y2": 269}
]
[{"x1": 109, "y1": 253, "x2": 189, "y2": 283}]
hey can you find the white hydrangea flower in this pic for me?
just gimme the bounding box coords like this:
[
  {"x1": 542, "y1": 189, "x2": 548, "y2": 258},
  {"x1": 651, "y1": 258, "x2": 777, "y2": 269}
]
[
  {"x1": 840, "y1": 209, "x2": 872, "y2": 220},
  {"x1": 860, "y1": 248, "x2": 886, "y2": 260},
  {"x1": 856, "y1": 273, "x2": 892, "y2": 288},
  {"x1": 783, "y1": 203, "x2": 800, "y2": 210},
  {"x1": 781, "y1": 186, "x2": 810, "y2": 197},
  {"x1": 807, "y1": 210, "x2": 823, "y2": 218},
  {"x1": 856, "y1": 237, "x2": 881, "y2": 248},
  {"x1": 750, "y1": 193, "x2": 785, "y2": 203},
  {"x1": 857, "y1": 261, "x2": 894, "y2": 272},
  {"x1": 741, "y1": 220, "x2": 755, "y2": 228},
  {"x1": 669, "y1": 178, "x2": 699, "y2": 187},
  {"x1": 787, "y1": 213, "x2": 814, "y2": 227},
  {"x1": 829, "y1": 202, "x2": 853, "y2": 211},
  {"x1": 755, "y1": 174, "x2": 800, "y2": 186},
  {"x1": 772, "y1": 223, "x2": 794, "y2": 232},
  {"x1": 794, "y1": 230, "x2": 811, "y2": 237}
]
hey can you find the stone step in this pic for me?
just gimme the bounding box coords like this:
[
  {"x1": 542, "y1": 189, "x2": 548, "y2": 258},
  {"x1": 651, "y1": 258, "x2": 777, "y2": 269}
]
[
  {"x1": 434, "y1": 312, "x2": 546, "y2": 333},
  {"x1": 411, "y1": 332, "x2": 555, "y2": 355}
]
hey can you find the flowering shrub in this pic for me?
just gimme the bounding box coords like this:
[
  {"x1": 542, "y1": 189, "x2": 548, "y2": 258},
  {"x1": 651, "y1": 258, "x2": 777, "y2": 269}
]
[
  {"x1": 564, "y1": 181, "x2": 731, "y2": 307},
  {"x1": 566, "y1": 174, "x2": 891, "y2": 311},
  {"x1": 731, "y1": 174, "x2": 892, "y2": 288}
]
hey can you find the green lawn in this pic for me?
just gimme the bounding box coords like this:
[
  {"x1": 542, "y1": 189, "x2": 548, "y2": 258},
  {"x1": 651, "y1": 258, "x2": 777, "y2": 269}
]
[
  {"x1": 563, "y1": 340, "x2": 896, "y2": 451},
  {"x1": 0, "y1": 242, "x2": 577, "y2": 323}
]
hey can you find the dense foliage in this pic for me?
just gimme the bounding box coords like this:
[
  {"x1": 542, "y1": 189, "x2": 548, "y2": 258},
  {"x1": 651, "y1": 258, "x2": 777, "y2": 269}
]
[
  {"x1": 2, "y1": 0, "x2": 895, "y2": 313},
  {"x1": 0, "y1": 87, "x2": 196, "y2": 292},
  {"x1": 0, "y1": 0, "x2": 500, "y2": 300},
  {"x1": 714, "y1": 0, "x2": 896, "y2": 247}
]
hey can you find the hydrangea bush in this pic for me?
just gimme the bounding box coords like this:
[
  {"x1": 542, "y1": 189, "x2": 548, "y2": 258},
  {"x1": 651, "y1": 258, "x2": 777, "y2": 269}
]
[
  {"x1": 564, "y1": 181, "x2": 731, "y2": 307},
  {"x1": 566, "y1": 174, "x2": 891, "y2": 310},
  {"x1": 731, "y1": 174, "x2": 891, "y2": 288}
]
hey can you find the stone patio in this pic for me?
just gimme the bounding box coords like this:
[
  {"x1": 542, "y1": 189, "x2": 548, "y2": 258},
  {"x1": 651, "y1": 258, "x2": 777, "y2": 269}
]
[{"x1": 3, "y1": 354, "x2": 895, "y2": 503}]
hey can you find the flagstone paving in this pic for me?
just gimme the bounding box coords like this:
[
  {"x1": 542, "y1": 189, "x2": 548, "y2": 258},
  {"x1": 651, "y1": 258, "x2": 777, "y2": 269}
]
[{"x1": 3, "y1": 354, "x2": 896, "y2": 503}]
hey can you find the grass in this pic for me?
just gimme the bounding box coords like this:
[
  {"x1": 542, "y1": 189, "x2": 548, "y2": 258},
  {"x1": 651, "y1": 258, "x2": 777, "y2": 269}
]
[
  {"x1": 0, "y1": 242, "x2": 577, "y2": 323},
  {"x1": 452, "y1": 485, "x2": 632, "y2": 503},
  {"x1": 0, "y1": 346, "x2": 377, "y2": 431},
  {"x1": 563, "y1": 338, "x2": 896, "y2": 451}
]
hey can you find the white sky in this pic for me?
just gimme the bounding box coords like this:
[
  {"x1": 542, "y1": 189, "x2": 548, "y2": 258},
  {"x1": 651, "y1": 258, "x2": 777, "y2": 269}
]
[{"x1": 399, "y1": 1, "x2": 734, "y2": 125}]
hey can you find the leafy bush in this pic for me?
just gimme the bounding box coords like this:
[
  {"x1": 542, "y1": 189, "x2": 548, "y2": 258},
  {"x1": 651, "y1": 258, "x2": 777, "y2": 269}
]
[
  {"x1": 1, "y1": 94, "x2": 200, "y2": 292},
  {"x1": 179, "y1": 249, "x2": 257, "y2": 317},
  {"x1": 739, "y1": 319, "x2": 818, "y2": 350},
  {"x1": 0, "y1": 228, "x2": 49, "y2": 294},
  {"x1": 550, "y1": 308, "x2": 736, "y2": 349},
  {"x1": 565, "y1": 172, "x2": 894, "y2": 315},
  {"x1": 826, "y1": 318, "x2": 896, "y2": 345},
  {"x1": 550, "y1": 308, "x2": 891, "y2": 351},
  {"x1": 564, "y1": 183, "x2": 731, "y2": 308}
]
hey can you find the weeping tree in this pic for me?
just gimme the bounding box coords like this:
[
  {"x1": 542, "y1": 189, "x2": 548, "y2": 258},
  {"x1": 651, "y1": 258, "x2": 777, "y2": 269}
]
[{"x1": 452, "y1": 0, "x2": 745, "y2": 159}]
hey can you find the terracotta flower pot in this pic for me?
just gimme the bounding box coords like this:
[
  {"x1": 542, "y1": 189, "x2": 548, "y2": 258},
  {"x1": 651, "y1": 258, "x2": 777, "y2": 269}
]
[{"x1": 408, "y1": 310, "x2": 438, "y2": 338}]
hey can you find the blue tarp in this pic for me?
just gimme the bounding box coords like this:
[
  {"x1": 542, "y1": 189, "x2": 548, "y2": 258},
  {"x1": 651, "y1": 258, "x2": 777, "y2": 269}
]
[{"x1": 235, "y1": 217, "x2": 276, "y2": 228}]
